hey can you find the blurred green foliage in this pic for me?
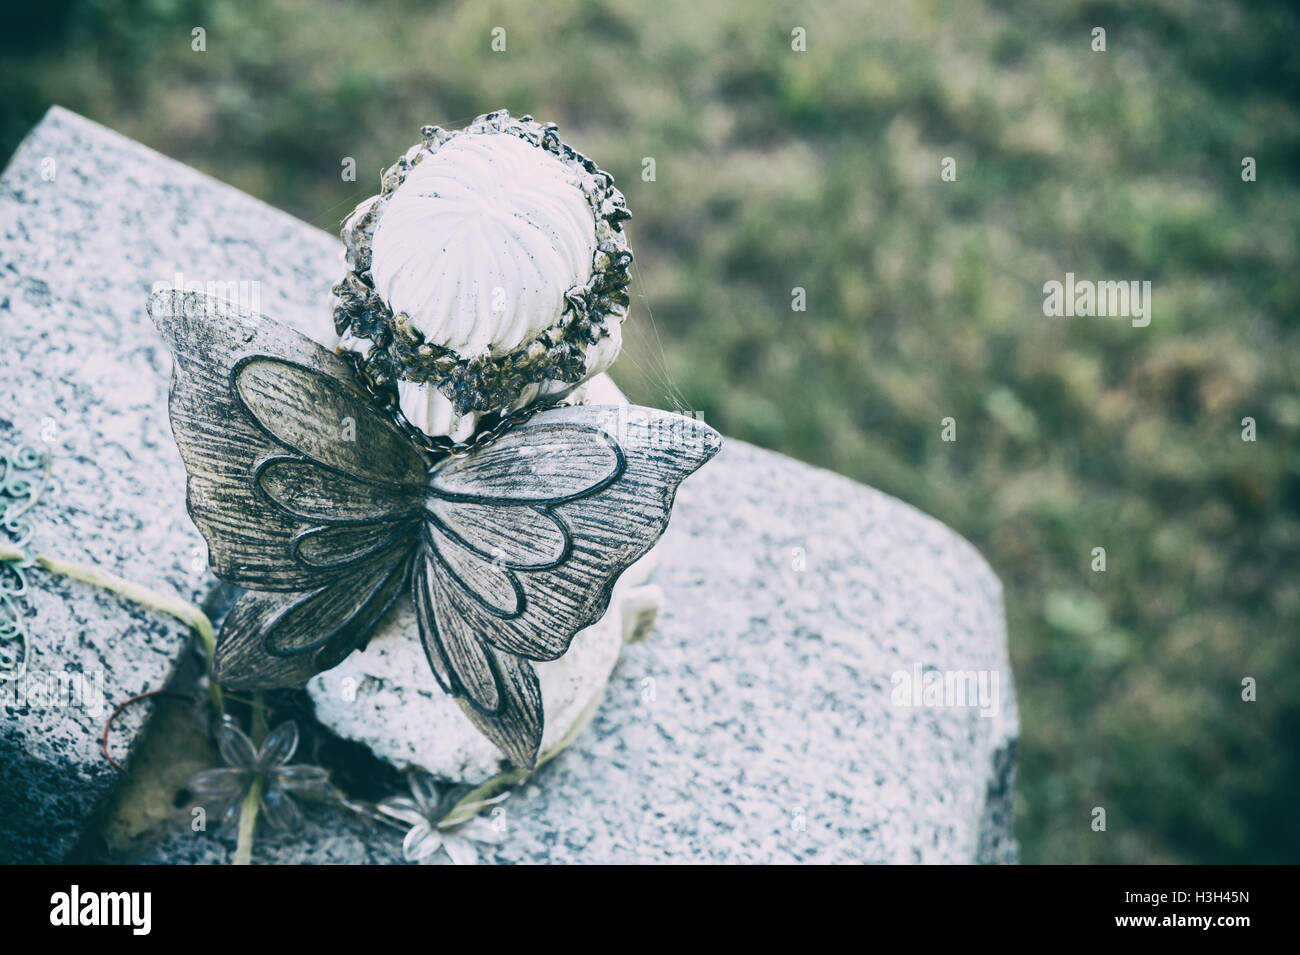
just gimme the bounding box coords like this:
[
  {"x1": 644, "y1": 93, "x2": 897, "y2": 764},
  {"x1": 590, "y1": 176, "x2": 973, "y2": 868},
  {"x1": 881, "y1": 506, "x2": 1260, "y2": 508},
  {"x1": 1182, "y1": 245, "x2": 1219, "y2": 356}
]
[{"x1": 3, "y1": 0, "x2": 1297, "y2": 863}]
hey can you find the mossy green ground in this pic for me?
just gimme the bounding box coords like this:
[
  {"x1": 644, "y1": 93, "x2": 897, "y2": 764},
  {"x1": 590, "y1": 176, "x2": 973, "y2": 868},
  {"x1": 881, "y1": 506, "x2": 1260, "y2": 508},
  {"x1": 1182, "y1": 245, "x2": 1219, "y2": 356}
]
[{"x1": 4, "y1": 0, "x2": 1296, "y2": 863}]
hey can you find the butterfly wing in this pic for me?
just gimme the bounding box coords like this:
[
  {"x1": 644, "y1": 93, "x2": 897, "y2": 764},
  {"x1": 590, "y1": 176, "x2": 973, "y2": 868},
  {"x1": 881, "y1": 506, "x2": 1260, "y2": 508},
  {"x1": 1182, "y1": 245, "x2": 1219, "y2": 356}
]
[
  {"x1": 148, "y1": 289, "x2": 427, "y2": 686},
  {"x1": 216, "y1": 546, "x2": 416, "y2": 687},
  {"x1": 417, "y1": 404, "x2": 721, "y2": 766}
]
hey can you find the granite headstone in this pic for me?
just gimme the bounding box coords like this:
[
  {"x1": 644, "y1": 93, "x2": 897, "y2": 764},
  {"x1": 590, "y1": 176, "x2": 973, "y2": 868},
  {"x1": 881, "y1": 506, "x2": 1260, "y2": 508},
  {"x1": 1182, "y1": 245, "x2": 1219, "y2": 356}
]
[{"x1": 2, "y1": 108, "x2": 1019, "y2": 864}]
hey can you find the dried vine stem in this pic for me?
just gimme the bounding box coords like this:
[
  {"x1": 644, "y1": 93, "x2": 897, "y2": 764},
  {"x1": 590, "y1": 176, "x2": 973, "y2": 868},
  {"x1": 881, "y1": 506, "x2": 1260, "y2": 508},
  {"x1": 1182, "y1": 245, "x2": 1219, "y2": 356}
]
[
  {"x1": 0, "y1": 543, "x2": 222, "y2": 711},
  {"x1": 233, "y1": 691, "x2": 269, "y2": 866}
]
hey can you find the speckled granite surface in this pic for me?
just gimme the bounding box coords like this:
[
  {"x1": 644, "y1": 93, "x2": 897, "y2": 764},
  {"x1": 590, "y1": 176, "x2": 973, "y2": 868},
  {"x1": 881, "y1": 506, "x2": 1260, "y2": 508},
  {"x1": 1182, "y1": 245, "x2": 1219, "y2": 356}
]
[
  {"x1": 124, "y1": 803, "x2": 408, "y2": 865},
  {"x1": 455, "y1": 439, "x2": 1019, "y2": 864},
  {"x1": 0, "y1": 107, "x2": 339, "y2": 862},
  {"x1": 127, "y1": 437, "x2": 1018, "y2": 864},
  {"x1": 2, "y1": 108, "x2": 1017, "y2": 864}
]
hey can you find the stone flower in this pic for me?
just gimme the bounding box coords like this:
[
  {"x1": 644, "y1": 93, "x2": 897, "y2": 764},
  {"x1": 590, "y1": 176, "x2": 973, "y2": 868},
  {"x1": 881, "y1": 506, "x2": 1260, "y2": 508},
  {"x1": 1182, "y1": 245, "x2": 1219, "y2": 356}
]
[
  {"x1": 188, "y1": 719, "x2": 330, "y2": 831},
  {"x1": 332, "y1": 110, "x2": 632, "y2": 441},
  {"x1": 377, "y1": 770, "x2": 509, "y2": 865}
]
